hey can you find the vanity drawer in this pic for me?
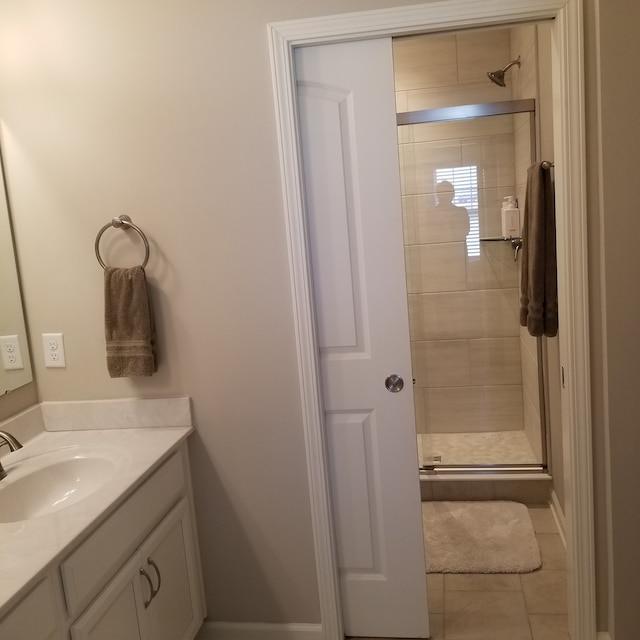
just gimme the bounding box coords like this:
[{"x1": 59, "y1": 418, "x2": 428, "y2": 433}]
[{"x1": 60, "y1": 451, "x2": 185, "y2": 617}]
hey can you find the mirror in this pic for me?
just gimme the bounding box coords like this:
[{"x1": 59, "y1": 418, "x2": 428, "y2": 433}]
[{"x1": 0, "y1": 152, "x2": 33, "y2": 395}]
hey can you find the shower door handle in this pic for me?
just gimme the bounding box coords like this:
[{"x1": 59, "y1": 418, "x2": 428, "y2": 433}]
[{"x1": 385, "y1": 374, "x2": 404, "y2": 393}]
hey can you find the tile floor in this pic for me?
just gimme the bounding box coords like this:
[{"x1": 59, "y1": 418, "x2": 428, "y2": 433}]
[
  {"x1": 428, "y1": 504, "x2": 568, "y2": 640},
  {"x1": 352, "y1": 505, "x2": 568, "y2": 640},
  {"x1": 417, "y1": 431, "x2": 539, "y2": 467}
]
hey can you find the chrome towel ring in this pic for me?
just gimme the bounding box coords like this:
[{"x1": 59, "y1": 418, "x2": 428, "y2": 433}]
[{"x1": 95, "y1": 215, "x2": 150, "y2": 269}]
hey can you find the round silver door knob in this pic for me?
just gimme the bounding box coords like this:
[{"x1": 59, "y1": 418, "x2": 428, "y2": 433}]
[{"x1": 385, "y1": 374, "x2": 404, "y2": 392}]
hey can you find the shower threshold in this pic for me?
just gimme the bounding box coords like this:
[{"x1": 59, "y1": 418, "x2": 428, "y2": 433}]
[
  {"x1": 420, "y1": 463, "x2": 547, "y2": 475},
  {"x1": 418, "y1": 464, "x2": 553, "y2": 503}
]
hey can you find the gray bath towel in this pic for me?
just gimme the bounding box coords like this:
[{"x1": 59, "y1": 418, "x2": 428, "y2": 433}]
[
  {"x1": 104, "y1": 266, "x2": 158, "y2": 377},
  {"x1": 519, "y1": 162, "x2": 558, "y2": 337}
]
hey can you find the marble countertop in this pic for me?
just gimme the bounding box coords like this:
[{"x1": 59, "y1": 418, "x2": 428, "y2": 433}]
[{"x1": 0, "y1": 426, "x2": 192, "y2": 617}]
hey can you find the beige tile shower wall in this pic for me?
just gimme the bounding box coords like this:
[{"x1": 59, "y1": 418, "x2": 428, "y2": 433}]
[
  {"x1": 535, "y1": 21, "x2": 564, "y2": 508},
  {"x1": 420, "y1": 385, "x2": 524, "y2": 433},
  {"x1": 510, "y1": 26, "x2": 538, "y2": 100},
  {"x1": 521, "y1": 330, "x2": 543, "y2": 460},
  {"x1": 394, "y1": 30, "x2": 525, "y2": 435},
  {"x1": 514, "y1": 112, "x2": 533, "y2": 206},
  {"x1": 511, "y1": 26, "x2": 538, "y2": 211},
  {"x1": 408, "y1": 289, "x2": 519, "y2": 342},
  {"x1": 394, "y1": 30, "x2": 512, "y2": 112},
  {"x1": 510, "y1": 25, "x2": 544, "y2": 458},
  {"x1": 399, "y1": 117, "x2": 519, "y2": 241}
]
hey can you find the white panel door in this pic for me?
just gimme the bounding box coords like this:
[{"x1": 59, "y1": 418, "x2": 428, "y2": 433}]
[{"x1": 295, "y1": 38, "x2": 429, "y2": 639}]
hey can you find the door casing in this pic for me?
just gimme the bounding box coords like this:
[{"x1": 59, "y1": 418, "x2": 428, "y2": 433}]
[{"x1": 269, "y1": 1, "x2": 594, "y2": 638}]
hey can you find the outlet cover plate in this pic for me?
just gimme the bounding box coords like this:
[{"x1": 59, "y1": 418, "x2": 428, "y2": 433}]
[
  {"x1": 42, "y1": 332, "x2": 66, "y2": 368},
  {"x1": 0, "y1": 335, "x2": 24, "y2": 370}
]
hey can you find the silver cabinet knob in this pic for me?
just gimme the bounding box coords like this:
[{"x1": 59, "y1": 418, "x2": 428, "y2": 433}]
[{"x1": 385, "y1": 374, "x2": 404, "y2": 393}]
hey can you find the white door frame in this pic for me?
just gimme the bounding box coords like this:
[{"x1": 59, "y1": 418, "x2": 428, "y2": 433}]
[{"x1": 269, "y1": 1, "x2": 594, "y2": 639}]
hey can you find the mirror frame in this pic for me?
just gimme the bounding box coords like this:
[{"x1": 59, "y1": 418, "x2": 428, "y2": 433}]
[{"x1": 0, "y1": 148, "x2": 33, "y2": 396}]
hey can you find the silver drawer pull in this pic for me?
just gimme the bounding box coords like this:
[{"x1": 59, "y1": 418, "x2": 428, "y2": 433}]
[
  {"x1": 139, "y1": 568, "x2": 155, "y2": 609},
  {"x1": 147, "y1": 557, "x2": 162, "y2": 597},
  {"x1": 139, "y1": 557, "x2": 162, "y2": 608}
]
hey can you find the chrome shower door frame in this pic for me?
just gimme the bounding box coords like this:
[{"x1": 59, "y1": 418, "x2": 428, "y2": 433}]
[{"x1": 399, "y1": 99, "x2": 550, "y2": 473}]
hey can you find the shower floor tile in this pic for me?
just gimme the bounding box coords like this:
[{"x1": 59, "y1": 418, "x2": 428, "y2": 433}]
[{"x1": 418, "y1": 430, "x2": 539, "y2": 466}]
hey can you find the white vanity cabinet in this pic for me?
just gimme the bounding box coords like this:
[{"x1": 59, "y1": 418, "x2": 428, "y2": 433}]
[
  {"x1": 70, "y1": 553, "x2": 148, "y2": 640},
  {"x1": 0, "y1": 435, "x2": 205, "y2": 640},
  {"x1": 70, "y1": 498, "x2": 201, "y2": 640}
]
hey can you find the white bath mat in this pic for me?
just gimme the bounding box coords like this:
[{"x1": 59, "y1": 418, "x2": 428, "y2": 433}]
[{"x1": 422, "y1": 500, "x2": 542, "y2": 573}]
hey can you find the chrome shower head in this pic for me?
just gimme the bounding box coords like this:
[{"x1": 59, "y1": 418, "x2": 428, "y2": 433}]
[{"x1": 487, "y1": 56, "x2": 521, "y2": 87}]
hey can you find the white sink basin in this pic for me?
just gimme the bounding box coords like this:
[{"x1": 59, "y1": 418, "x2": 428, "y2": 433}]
[{"x1": 0, "y1": 448, "x2": 118, "y2": 523}]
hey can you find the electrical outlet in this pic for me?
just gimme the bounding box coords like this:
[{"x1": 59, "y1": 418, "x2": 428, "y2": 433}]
[
  {"x1": 0, "y1": 335, "x2": 24, "y2": 370},
  {"x1": 42, "y1": 332, "x2": 66, "y2": 368}
]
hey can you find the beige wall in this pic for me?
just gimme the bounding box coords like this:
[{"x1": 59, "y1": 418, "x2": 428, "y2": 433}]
[
  {"x1": 585, "y1": 1, "x2": 640, "y2": 636},
  {"x1": 584, "y1": 0, "x2": 609, "y2": 630},
  {"x1": 0, "y1": 0, "x2": 427, "y2": 625},
  {"x1": 1, "y1": 0, "x2": 637, "y2": 635}
]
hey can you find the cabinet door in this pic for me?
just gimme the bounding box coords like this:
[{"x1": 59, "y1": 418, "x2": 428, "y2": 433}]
[
  {"x1": 140, "y1": 498, "x2": 203, "y2": 640},
  {"x1": 0, "y1": 577, "x2": 61, "y2": 640},
  {"x1": 71, "y1": 554, "x2": 150, "y2": 640}
]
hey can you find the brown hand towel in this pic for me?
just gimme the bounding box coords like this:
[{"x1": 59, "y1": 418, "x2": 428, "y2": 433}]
[
  {"x1": 104, "y1": 266, "x2": 158, "y2": 377},
  {"x1": 519, "y1": 162, "x2": 558, "y2": 337}
]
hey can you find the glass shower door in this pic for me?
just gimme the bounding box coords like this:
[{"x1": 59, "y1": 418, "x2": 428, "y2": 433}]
[{"x1": 397, "y1": 105, "x2": 547, "y2": 471}]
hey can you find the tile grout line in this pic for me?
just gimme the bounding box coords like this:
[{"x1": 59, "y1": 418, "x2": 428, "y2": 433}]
[
  {"x1": 426, "y1": 505, "x2": 566, "y2": 638},
  {"x1": 441, "y1": 573, "x2": 446, "y2": 639},
  {"x1": 520, "y1": 572, "x2": 535, "y2": 640}
]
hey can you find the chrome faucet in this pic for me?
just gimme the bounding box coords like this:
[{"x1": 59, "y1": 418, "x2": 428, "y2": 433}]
[{"x1": 0, "y1": 431, "x2": 23, "y2": 481}]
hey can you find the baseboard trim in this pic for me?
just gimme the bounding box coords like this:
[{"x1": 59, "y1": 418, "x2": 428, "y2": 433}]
[
  {"x1": 549, "y1": 489, "x2": 566, "y2": 549},
  {"x1": 196, "y1": 618, "x2": 612, "y2": 640},
  {"x1": 195, "y1": 621, "x2": 323, "y2": 640}
]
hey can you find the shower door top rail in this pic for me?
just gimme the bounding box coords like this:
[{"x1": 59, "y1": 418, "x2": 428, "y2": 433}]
[{"x1": 397, "y1": 98, "x2": 536, "y2": 126}]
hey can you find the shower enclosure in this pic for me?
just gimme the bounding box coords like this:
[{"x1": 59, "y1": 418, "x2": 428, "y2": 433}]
[{"x1": 397, "y1": 99, "x2": 548, "y2": 473}]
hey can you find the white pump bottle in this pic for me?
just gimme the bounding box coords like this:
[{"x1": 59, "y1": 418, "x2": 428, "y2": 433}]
[{"x1": 501, "y1": 196, "x2": 520, "y2": 238}]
